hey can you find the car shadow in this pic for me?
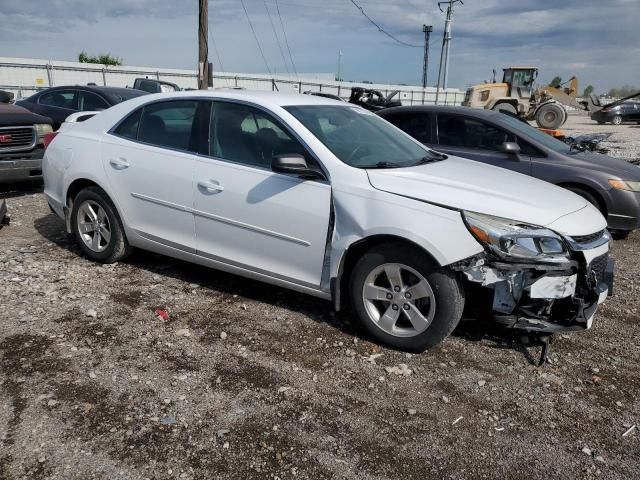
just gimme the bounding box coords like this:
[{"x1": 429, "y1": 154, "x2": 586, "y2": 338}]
[
  {"x1": 0, "y1": 180, "x2": 43, "y2": 200},
  {"x1": 34, "y1": 211, "x2": 552, "y2": 362},
  {"x1": 33, "y1": 211, "x2": 356, "y2": 338},
  {"x1": 452, "y1": 318, "x2": 546, "y2": 366}
]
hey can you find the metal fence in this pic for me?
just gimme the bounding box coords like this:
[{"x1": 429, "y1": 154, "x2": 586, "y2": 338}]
[{"x1": 0, "y1": 57, "x2": 465, "y2": 106}]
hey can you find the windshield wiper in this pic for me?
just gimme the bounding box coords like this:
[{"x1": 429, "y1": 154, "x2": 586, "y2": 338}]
[
  {"x1": 360, "y1": 161, "x2": 402, "y2": 169},
  {"x1": 416, "y1": 153, "x2": 447, "y2": 164}
]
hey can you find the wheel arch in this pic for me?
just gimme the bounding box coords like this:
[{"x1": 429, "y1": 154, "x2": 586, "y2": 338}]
[
  {"x1": 64, "y1": 177, "x2": 126, "y2": 234},
  {"x1": 487, "y1": 97, "x2": 519, "y2": 111},
  {"x1": 332, "y1": 234, "x2": 442, "y2": 311},
  {"x1": 556, "y1": 181, "x2": 608, "y2": 217}
]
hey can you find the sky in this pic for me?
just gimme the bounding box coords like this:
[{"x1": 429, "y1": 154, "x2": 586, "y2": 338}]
[{"x1": 1, "y1": 0, "x2": 639, "y2": 93}]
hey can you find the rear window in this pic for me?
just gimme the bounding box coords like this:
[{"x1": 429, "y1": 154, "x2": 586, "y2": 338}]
[{"x1": 104, "y1": 89, "x2": 148, "y2": 104}]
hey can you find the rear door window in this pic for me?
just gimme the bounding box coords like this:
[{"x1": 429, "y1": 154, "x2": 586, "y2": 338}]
[
  {"x1": 135, "y1": 100, "x2": 211, "y2": 154},
  {"x1": 78, "y1": 91, "x2": 109, "y2": 111},
  {"x1": 384, "y1": 112, "x2": 431, "y2": 143},
  {"x1": 39, "y1": 90, "x2": 77, "y2": 109},
  {"x1": 113, "y1": 108, "x2": 142, "y2": 140}
]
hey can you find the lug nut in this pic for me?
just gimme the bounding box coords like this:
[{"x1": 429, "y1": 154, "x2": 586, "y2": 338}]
[
  {"x1": 394, "y1": 286, "x2": 401, "y2": 292},
  {"x1": 405, "y1": 292, "x2": 411, "y2": 299},
  {"x1": 386, "y1": 293, "x2": 393, "y2": 300},
  {"x1": 392, "y1": 304, "x2": 399, "y2": 311},
  {"x1": 403, "y1": 304, "x2": 410, "y2": 310}
]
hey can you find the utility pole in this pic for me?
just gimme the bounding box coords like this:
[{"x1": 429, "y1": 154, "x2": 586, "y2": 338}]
[
  {"x1": 198, "y1": 0, "x2": 210, "y2": 90},
  {"x1": 336, "y1": 50, "x2": 343, "y2": 82},
  {"x1": 422, "y1": 25, "x2": 433, "y2": 89},
  {"x1": 435, "y1": 0, "x2": 462, "y2": 104}
]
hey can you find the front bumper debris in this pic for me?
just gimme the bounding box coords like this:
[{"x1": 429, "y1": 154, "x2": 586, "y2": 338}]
[{"x1": 453, "y1": 239, "x2": 614, "y2": 334}]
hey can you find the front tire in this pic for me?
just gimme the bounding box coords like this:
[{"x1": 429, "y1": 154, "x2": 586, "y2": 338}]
[
  {"x1": 612, "y1": 115, "x2": 623, "y2": 125},
  {"x1": 71, "y1": 187, "x2": 132, "y2": 263},
  {"x1": 349, "y1": 243, "x2": 464, "y2": 352},
  {"x1": 535, "y1": 103, "x2": 565, "y2": 129}
]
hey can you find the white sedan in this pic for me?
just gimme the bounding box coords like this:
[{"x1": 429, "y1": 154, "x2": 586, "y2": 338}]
[{"x1": 43, "y1": 91, "x2": 613, "y2": 351}]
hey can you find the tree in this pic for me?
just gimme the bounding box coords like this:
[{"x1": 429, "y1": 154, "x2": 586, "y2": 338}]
[
  {"x1": 583, "y1": 85, "x2": 594, "y2": 98},
  {"x1": 607, "y1": 85, "x2": 639, "y2": 98},
  {"x1": 78, "y1": 51, "x2": 122, "y2": 66},
  {"x1": 549, "y1": 76, "x2": 563, "y2": 88}
]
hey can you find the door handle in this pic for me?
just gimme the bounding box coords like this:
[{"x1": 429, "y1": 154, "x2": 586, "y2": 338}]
[
  {"x1": 198, "y1": 180, "x2": 225, "y2": 193},
  {"x1": 109, "y1": 157, "x2": 130, "y2": 170}
]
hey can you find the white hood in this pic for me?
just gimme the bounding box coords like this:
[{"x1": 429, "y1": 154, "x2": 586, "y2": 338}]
[{"x1": 367, "y1": 156, "x2": 606, "y2": 234}]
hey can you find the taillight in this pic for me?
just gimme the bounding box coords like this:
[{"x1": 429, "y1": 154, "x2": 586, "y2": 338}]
[{"x1": 43, "y1": 131, "x2": 58, "y2": 149}]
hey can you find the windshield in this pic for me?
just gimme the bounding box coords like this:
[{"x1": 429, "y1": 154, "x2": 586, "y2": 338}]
[
  {"x1": 495, "y1": 113, "x2": 572, "y2": 154},
  {"x1": 284, "y1": 105, "x2": 442, "y2": 168}
]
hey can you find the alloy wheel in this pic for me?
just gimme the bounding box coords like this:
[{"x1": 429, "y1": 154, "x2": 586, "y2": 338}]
[
  {"x1": 77, "y1": 200, "x2": 111, "y2": 253},
  {"x1": 362, "y1": 263, "x2": 436, "y2": 338}
]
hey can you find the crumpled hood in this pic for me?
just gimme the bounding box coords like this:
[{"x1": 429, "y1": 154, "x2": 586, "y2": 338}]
[{"x1": 367, "y1": 156, "x2": 592, "y2": 228}]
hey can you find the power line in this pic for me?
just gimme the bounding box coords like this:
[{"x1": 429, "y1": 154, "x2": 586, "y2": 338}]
[
  {"x1": 348, "y1": 0, "x2": 421, "y2": 48},
  {"x1": 210, "y1": 29, "x2": 225, "y2": 73},
  {"x1": 264, "y1": 0, "x2": 290, "y2": 74},
  {"x1": 239, "y1": 0, "x2": 273, "y2": 74},
  {"x1": 275, "y1": 0, "x2": 298, "y2": 78}
]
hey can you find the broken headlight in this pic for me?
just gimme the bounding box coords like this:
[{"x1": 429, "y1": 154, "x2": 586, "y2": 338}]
[{"x1": 463, "y1": 211, "x2": 570, "y2": 263}]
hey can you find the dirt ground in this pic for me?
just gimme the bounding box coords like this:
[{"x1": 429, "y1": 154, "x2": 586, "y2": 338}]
[{"x1": 1, "y1": 119, "x2": 639, "y2": 480}]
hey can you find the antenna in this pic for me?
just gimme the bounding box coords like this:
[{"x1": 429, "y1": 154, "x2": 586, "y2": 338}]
[{"x1": 422, "y1": 25, "x2": 433, "y2": 89}]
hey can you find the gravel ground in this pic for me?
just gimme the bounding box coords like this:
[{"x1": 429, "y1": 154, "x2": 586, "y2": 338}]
[
  {"x1": 560, "y1": 113, "x2": 640, "y2": 164},
  {"x1": 1, "y1": 122, "x2": 639, "y2": 479}
]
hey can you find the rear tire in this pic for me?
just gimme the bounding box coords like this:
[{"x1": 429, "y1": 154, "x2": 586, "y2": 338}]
[
  {"x1": 535, "y1": 103, "x2": 565, "y2": 129},
  {"x1": 349, "y1": 243, "x2": 464, "y2": 352},
  {"x1": 71, "y1": 187, "x2": 132, "y2": 264},
  {"x1": 612, "y1": 115, "x2": 623, "y2": 125}
]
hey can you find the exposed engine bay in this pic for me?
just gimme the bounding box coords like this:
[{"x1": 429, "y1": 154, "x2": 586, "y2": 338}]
[{"x1": 452, "y1": 233, "x2": 614, "y2": 334}]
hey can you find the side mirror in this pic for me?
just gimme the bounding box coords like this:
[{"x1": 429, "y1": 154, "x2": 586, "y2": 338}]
[
  {"x1": 498, "y1": 141, "x2": 521, "y2": 155},
  {"x1": 271, "y1": 154, "x2": 324, "y2": 180}
]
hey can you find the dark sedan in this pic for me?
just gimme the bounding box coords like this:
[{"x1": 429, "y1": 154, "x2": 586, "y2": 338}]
[
  {"x1": 16, "y1": 85, "x2": 148, "y2": 130},
  {"x1": 378, "y1": 105, "x2": 640, "y2": 238},
  {"x1": 591, "y1": 101, "x2": 640, "y2": 125}
]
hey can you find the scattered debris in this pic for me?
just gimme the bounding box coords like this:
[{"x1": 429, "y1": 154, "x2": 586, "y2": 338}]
[
  {"x1": 85, "y1": 309, "x2": 97, "y2": 318},
  {"x1": 452, "y1": 416, "x2": 463, "y2": 426},
  {"x1": 384, "y1": 364, "x2": 413, "y2": 376},
  {"x1": 220, "y1": 331, "x2": 228, "y2": 340},
  {"x1": 160, "y1": 416, "x2": 177, "y2": 425},
  {"x1": 623, "y1": 425, "x2": 636, "y2": 437},
  {"x1": 581, "y1": 446, "x2": 592, "y2": 456},
  {"x1": 175, "y1": 329, "x2": 191, "y2": 338},
  {"x1": 155, "y1": 308, "x2": 170, "y2": 321},
  {"x1": 407, "y1": 408, "x2": 417, "y2": 416}
]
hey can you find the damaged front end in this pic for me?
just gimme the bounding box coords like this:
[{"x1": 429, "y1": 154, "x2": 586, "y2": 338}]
[{"x1": 454, "y1": 212, "x2": 614, "y2": 333}]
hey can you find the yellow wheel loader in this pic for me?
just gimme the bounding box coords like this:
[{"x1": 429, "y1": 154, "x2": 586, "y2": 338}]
[{"x1": 462, "y1": 67, "x2": 585, "y2": 129}]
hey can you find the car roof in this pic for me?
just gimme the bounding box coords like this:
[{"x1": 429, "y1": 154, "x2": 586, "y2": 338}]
[
  {"x1": 34, "y1": 85, "x2": 146, "y2": 96},
  {"x1": 378, "y1": 104, "x2": 503, "y2": 119},
  {"x1": 122, "y1": 89, "x2": 350, "y2": 108}
]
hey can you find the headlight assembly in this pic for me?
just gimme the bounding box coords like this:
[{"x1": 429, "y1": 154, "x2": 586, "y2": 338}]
[
  {"x1": 608, "y1": 179, "x2": 640, "y2": 192},
  {"x1": 463, "y1": 211, "x2": 570, "y2": 263}
]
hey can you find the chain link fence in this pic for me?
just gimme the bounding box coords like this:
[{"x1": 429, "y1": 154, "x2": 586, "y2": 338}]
[{"x1": 0, "y1": 57, "x2": 465, "y2": 105}]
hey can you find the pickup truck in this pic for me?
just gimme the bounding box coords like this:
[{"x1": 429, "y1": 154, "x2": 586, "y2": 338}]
[{"x1": 0, "y1": 90, "x2": 53, "y2": 183}]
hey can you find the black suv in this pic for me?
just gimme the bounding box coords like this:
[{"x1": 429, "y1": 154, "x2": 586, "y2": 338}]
[
  {"x1": 0, "y1": 90, "x2": 53, "y2": 183},
  {"x1": 16, "y1": 85, "x2": 148, "y2": 130}
]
